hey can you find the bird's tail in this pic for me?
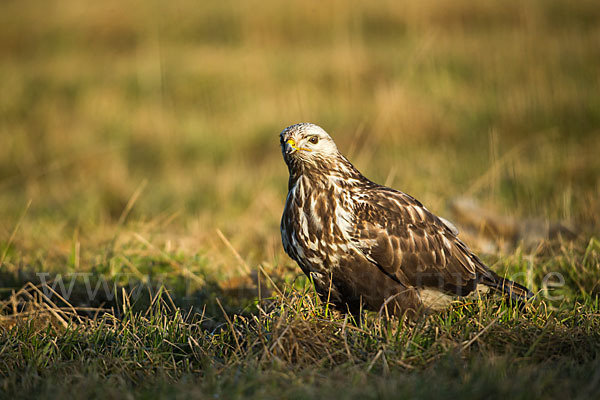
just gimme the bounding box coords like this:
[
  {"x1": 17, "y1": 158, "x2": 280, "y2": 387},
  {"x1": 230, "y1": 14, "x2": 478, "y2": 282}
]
[{"x1": 482, "y1": 271, "x2": 534, "y2": 302}]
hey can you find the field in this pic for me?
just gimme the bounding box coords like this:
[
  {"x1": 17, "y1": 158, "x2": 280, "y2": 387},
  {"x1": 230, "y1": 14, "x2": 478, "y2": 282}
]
[{"x1": 1, "y1": 0, "x2": 600, "y2": 398}]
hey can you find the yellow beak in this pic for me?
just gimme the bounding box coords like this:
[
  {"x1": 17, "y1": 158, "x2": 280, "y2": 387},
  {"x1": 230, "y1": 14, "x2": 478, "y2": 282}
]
[{"x1": 286, "y1": 138, "x2": 311, "y2": 154}]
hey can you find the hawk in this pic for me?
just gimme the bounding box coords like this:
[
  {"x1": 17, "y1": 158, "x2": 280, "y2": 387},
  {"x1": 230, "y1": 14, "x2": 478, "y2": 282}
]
[{"x1": 279, "y1": 123, "x2": 533, "y2": 318}]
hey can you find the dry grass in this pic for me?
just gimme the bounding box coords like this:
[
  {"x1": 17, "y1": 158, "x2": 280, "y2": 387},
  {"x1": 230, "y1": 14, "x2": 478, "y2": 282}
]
[{"x1": 1, "y1": 258, "x2": 599, "y2": 398}]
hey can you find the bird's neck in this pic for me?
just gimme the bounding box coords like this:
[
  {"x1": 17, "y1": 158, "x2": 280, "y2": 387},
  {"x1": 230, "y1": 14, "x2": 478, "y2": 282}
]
[{"x1": 287, "y1": 155, "x2": 367, "y2": 192}]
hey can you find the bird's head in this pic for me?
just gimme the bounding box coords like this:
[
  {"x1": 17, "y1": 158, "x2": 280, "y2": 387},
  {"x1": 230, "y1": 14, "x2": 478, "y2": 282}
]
[{"x1": 279, "y1": 123, "x2": 340, "y2": 170}]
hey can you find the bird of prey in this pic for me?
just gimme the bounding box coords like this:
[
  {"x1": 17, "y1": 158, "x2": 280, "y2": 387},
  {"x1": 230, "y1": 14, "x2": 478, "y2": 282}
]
[{"x1": 279, "y1": 123, "x2": 532, "y2": 318}]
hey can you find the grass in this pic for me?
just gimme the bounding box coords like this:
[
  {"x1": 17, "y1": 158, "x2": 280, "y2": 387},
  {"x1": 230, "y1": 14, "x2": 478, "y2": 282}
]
[
  {"x1": 1, "y1": 256, "x2": 600, "y2": 399},
  {"x1": 1, "y1": 0, "x2": 600, "y2": 398}
]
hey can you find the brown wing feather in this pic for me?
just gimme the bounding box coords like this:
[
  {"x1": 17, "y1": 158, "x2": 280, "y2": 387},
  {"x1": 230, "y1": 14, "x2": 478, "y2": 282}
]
[{"x1": 350, "y1": 186, "x2": 494, "y2": 296}]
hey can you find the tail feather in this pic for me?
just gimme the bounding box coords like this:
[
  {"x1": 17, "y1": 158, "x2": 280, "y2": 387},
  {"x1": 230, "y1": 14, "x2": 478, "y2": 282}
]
[{"x1": 481, "y1": 271, "x2": 534, "y2": 302}]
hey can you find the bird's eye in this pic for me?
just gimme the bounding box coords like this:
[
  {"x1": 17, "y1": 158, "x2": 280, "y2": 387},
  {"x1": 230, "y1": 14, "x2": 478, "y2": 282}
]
[{"x1": 308, "y1": 136, "x2": 319, "y2": 145}]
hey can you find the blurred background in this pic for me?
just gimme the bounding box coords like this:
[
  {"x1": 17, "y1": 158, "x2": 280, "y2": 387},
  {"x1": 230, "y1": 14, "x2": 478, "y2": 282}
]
[{"x1": 1, "y1": 0, "x2": 599, "y2": 287}]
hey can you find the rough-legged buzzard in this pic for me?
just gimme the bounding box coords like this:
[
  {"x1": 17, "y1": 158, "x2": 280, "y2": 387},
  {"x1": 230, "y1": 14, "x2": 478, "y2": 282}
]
[{"x1": 279, "y1": 123, "x2": 532, "y2": 317}]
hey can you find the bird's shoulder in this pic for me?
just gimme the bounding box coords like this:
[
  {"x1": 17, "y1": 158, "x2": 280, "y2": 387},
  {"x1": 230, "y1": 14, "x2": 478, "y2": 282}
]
[{"x1": 350, "y1": 183, "x2": 451, "y2": 236}]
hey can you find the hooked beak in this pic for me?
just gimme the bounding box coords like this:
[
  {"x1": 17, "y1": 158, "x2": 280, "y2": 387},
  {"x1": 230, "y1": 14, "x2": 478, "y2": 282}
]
[
  {"x1": 285, "y1": 138, "x2": 311, "y2": 155},
  {"x1": 285, "y1": 139, "x2": 298, "y2": 155}
]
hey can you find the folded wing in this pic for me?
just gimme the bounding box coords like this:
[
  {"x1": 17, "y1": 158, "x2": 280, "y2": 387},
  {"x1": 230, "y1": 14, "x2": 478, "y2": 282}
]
[{"x1": 349, "y1": 186, "x2": 495, "y2": 296}]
